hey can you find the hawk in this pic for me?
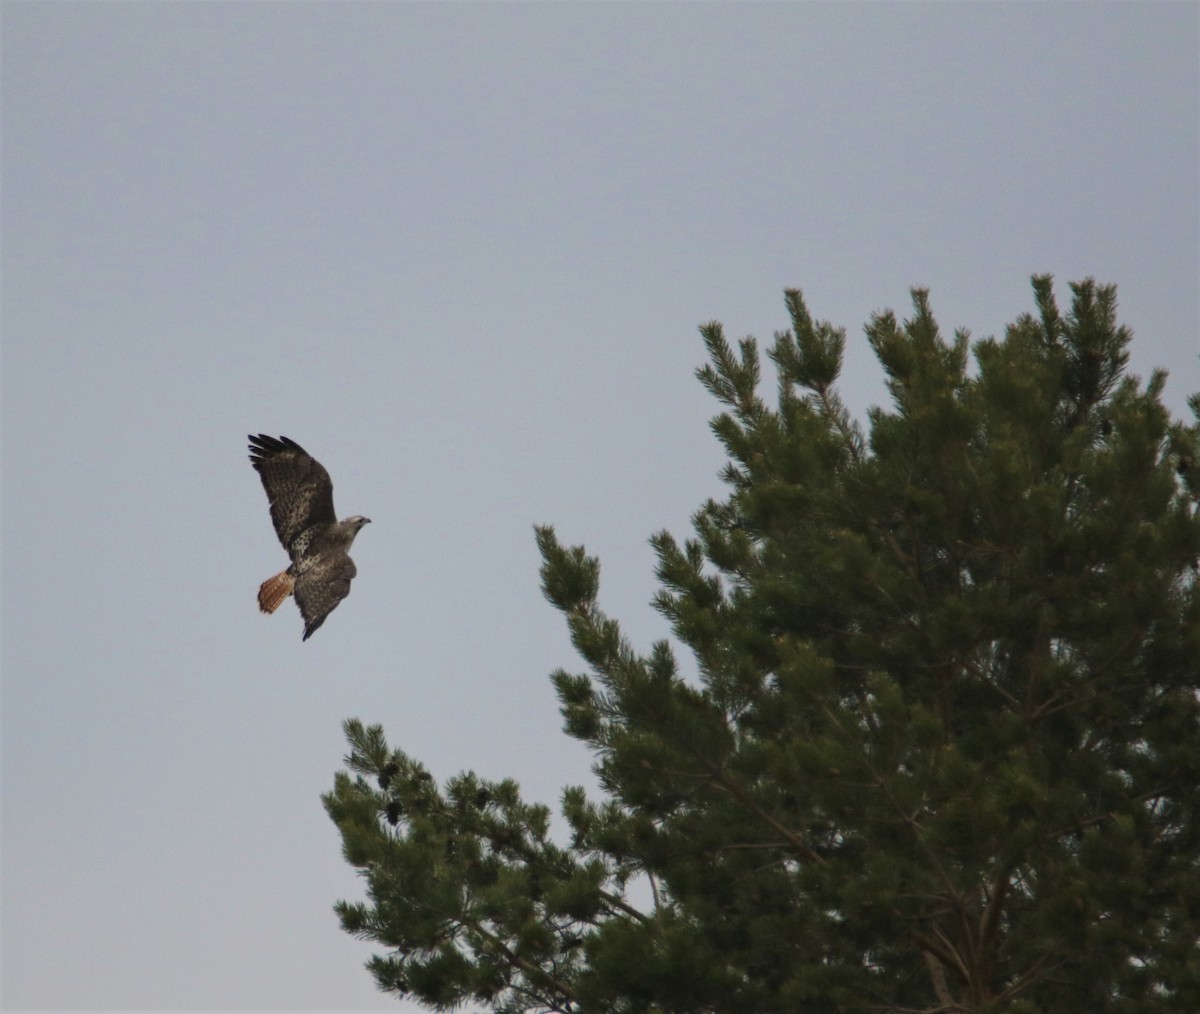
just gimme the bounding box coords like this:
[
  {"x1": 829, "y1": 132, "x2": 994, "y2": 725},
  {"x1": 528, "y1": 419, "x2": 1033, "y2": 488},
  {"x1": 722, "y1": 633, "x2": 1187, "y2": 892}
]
[{"x1": 248, "y1": 434, "x2": 371, "y2": 640}]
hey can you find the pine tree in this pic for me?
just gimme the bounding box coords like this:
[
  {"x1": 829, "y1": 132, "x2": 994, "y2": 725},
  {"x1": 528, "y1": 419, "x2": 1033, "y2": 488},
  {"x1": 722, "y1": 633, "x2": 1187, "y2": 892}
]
[{"x1": 325, "y1": 277, "x2": 1200, "y2": 1013}]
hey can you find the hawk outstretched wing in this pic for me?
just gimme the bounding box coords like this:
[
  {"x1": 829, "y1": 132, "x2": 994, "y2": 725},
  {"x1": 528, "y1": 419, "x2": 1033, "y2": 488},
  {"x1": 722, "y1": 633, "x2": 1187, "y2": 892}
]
[
  {"x1": 294, "y1": 553, "x2": 357, "y2": 640},
  {"x1": 248, "y1": 434, "x2": 337, "y2": 554},
  {"x1": 248, "y1": 434, "x2": 371, "y2": 641}
]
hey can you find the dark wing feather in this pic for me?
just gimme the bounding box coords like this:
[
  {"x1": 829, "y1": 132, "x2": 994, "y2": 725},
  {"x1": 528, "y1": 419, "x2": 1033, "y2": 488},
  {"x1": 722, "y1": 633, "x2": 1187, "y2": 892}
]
[
  {"x1": 294, "y1": 553, "x2": 357, "y2": 641},
  {"x1": 248, "y1": 435, "x2": 337, "y2": 553}
]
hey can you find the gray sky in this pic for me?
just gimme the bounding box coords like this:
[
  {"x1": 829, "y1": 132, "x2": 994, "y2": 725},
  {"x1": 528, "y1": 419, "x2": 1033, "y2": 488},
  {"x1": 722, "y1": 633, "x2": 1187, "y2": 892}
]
[{"x1": 2, "y1": 2, "x2": 1196, "y2": 1010}]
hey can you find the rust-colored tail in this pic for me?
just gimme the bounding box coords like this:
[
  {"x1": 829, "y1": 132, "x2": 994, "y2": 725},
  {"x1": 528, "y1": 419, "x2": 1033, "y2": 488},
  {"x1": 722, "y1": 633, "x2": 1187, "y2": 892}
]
[{"x1": 258, "y1": 570, "x2": 295, "y2": 614}]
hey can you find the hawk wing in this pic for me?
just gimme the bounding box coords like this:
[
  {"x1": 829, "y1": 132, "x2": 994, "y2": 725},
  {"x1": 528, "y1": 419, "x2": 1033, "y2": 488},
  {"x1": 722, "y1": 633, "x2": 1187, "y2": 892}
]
[
  {"x1": 294, "y1": 553, "x2": 357, "y2": 641},
  {"x1": 248, "y1": 435, "x2": 337, "y2": 554}
]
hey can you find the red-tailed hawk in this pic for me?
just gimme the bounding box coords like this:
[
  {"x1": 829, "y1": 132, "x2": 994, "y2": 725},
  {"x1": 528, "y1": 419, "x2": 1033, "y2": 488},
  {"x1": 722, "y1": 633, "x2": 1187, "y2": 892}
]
[{"x1": 248, "y1": 434, "x2": 371, "y2": 640}]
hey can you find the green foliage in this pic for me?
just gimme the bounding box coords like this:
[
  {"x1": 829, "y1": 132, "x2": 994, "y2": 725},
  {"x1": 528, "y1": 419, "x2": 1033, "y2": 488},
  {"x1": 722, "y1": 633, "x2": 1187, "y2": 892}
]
[{"x1": 326, "y1": 277, "x2": 1200, "y2": 1012}]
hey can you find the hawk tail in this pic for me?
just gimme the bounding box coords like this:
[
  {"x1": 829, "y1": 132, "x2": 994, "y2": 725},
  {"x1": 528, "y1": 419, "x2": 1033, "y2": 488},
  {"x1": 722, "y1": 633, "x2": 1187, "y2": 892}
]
[{"x1": 258, "y1": 570, "x2": 295, "y2": 614}]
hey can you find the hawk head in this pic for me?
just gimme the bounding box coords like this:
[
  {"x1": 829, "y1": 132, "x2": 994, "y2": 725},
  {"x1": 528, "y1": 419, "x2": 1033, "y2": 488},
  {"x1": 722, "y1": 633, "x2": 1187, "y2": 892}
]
[{"x1": 331, "y1": 515, "x2": 371, "y2": 550}]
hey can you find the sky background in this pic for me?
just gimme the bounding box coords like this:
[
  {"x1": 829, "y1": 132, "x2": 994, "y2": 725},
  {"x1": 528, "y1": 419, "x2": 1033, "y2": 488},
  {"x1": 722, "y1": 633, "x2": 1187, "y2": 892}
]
[{"x1": 2, "y1": 2, "x2": 1197, "y2": 1011}]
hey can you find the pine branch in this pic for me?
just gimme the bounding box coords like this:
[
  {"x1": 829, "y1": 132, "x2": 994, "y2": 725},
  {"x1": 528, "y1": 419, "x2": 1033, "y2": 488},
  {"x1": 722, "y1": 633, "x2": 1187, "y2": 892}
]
[
  {"x1": 465, "y1": 917, "x2": 579, "y2": 1009},
  {"x1": 708, "y1": 765, "x2": 828, "y2": 866},
  {"x1": 920, "y1": 949, "x2": 964, "y2": 1011}
]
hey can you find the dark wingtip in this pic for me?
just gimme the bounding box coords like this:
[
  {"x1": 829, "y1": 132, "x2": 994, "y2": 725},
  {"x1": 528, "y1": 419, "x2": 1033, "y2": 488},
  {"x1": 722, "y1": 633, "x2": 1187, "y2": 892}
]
[
  {"x1": 248, "y1": 433, "x2": 277, "y2": 461},
  {"x1": 248, "y1": 433, "x2": 307, "y2": 466}
]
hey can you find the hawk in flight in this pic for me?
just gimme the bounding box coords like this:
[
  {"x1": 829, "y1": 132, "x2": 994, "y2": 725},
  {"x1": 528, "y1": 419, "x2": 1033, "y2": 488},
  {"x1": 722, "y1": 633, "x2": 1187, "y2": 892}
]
[{"x1": 248, "y1": 434, "x2": 371, "y2": 640}]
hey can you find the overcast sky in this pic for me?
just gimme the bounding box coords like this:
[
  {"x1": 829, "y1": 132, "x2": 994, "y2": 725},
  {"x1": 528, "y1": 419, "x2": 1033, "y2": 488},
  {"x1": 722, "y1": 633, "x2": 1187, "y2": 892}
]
[{"x1": 2, "y1": 2, "x2": 1196, "y2": 1011}]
